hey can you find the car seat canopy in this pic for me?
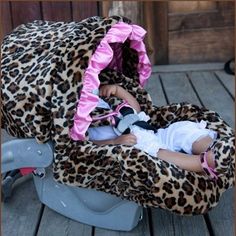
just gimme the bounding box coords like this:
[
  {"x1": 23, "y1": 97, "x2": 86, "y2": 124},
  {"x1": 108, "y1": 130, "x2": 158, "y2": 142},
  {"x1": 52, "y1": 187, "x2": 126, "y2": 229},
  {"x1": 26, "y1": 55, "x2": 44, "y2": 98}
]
[{"x1": 69, "y1": 21, "x2": 152, "y2": 141}]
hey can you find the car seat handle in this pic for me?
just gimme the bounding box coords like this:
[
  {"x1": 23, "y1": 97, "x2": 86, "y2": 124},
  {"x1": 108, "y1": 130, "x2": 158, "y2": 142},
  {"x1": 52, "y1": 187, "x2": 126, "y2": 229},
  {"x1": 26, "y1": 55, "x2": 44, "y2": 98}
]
[{"x1": 2, "y1": 138, "x2": 53, "y2": 173}]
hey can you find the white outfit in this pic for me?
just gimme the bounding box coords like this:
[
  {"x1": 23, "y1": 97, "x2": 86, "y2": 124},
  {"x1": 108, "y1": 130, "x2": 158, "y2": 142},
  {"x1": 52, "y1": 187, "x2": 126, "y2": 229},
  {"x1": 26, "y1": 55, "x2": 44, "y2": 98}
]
[{"x1": 88, "y1": 98, "x2": 217, "y2": 157}]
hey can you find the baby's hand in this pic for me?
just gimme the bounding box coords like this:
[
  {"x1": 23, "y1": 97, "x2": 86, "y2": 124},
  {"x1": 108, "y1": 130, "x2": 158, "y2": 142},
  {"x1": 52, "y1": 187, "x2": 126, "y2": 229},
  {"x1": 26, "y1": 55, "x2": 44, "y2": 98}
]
[
  {"x1": 114, "y1": 134, "x2": 137, "y2": 146},
  {"x1": 99, "y1": 85, "x2": 118, "y2": 97}
]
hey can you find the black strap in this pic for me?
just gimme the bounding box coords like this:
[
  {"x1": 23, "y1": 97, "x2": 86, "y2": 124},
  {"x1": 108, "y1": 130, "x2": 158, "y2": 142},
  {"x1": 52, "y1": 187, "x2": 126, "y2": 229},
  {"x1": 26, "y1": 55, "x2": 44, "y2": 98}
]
[
  {"x1": 119, "y1": 106, "x2": 135, "y2": 116},
  {"x1": 132, "y1": 121, "x2": 157, "y2": 133},
  {"x1": 120, "y1": 120, "x2": 157, "y2": 134}
]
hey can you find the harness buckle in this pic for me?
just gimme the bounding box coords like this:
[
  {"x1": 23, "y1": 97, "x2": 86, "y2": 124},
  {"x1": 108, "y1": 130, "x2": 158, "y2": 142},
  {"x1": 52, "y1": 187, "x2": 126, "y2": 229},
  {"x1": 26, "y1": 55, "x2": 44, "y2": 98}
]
[{"x1": 116, "y1": 114, "x2": 140, "y2": 134}]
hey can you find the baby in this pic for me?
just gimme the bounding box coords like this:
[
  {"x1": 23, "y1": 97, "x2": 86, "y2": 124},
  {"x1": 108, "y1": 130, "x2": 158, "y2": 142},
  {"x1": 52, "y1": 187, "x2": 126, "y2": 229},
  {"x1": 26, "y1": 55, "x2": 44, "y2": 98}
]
[{"x1": 88, "y1": 84, "x2": 217, "y2": 178}]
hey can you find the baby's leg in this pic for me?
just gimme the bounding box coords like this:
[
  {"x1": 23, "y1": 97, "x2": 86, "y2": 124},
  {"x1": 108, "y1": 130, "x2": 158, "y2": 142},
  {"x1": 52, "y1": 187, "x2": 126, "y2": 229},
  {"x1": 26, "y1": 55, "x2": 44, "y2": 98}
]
[
  {"x1": 157, "y1": 149, "x2": 203, "y2": 172},
  {"x1": 157, "y1": 134, "x2": 215, "y2": 173},
  {"x1": 192, "y1": 135, "x2": 213, "y2": 154}
]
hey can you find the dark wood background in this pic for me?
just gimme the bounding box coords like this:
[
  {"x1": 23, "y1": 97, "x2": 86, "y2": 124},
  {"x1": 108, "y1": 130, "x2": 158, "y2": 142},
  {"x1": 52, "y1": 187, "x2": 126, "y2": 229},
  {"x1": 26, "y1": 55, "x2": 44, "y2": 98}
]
[
  {"x1": 102, "y1": 1, "x2": 235, "y2": 64},
  {"x1": 0, "y1": 1, "x2": 234, "y2": 65},
  {"x1": 1, "y1": 1, "x2": 100, "y2": 40}
]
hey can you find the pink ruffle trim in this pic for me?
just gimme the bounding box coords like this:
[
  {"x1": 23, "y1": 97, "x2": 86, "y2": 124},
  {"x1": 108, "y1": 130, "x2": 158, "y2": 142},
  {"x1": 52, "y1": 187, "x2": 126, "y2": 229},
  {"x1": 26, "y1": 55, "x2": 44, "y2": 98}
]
[{"x1": 70, "y1": 22, "x2": 151, "y2": 141}]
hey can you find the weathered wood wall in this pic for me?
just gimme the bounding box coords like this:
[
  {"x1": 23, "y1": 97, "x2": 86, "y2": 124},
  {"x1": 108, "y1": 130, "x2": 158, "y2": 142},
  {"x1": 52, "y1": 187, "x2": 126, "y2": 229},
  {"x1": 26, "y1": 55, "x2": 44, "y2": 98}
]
[
  {"x1": 168, "y1": 1, "x2": 235, "y2": 64},
  {"x1": 102, "y1": 1, "x2": 235, "y2": 64},
  {"x1": 0, "y1": 1, "x2": 234, "y2": 65},
  {"x1": 102, "y1": 1, "x2": 141, "y2": 25},
  {"x1": 0, "y1": 1, "x2": 99, "y2": 42}
]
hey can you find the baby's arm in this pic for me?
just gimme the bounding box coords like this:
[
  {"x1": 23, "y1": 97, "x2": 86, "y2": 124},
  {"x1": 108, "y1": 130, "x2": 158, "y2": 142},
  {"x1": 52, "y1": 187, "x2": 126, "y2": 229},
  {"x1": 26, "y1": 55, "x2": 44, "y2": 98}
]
[
  {"x1": 99, "y1": 85, "x2": 141, "y2": 112},
  {"x1": 91, "y1": 133, "x2": 137, "y2": 146}
]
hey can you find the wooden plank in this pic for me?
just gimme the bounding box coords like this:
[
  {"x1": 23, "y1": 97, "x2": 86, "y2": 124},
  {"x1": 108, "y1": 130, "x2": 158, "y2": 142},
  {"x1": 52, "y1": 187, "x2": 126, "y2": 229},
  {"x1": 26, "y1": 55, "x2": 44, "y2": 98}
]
[
  {"x1": 151, "y1": 208, "x2": 209, "y2": 236},
  {"x1": 142, "y1": 2, "x2": 168, "y2": 64},
  {"x1": 188, "y1": 71, "x2": 235, "y2": 235},
  {"x1": 207, "y1": 188, "x2": 234, "y2": 236},
  {"x1": 102, "y1": 1, "x2": 140, "y2": 24},
  {"x1": 145, "y1": 73, "x2": 167, "y2": 106},
  {"x1": 214, "y1": 70, "x2": 235, "y2": 99},
  {"x1": 152, "y1": 63, "x2": 224, "y2": 73},
  {"x1": 37, "y1": 206, "x2": 93, "y2": 236},
  {"x1": 72, "y1": 2, "x2": 98, "y2": 22},
  {"x1": 11, "y1": 1, "x2": 42, "y2": 28},
  {"x1": 169, "y1": 27, "x2": 234, "y2": 64},
  {"x1": 41, "y1": 2, "x2": 72, "y2": 22},
  {"x1": 160, "y1": 72, "x2": 202, "y2": 106},
  {"x1": 2, "y1": 175, "x2": 43, "y2": 236},
  {"x1": 149, "y1": 73, "x2": 209, "y2": 235},
  {"x1": 101, "y1": 1, "x2": 111, "y2": 16},
  {"x1": 169, "y1": 1, "x2": 217, "y2": 14},
  {"x1": 152, "y1": 2, "x2": 169, "y2": 64},
  {"x1": 94, "y1": 209, "x2": 151, "y2": 236},
  {"x1": 0, "y1": 2, "x2": 13, "y2": 42},
  {"x1": 188, "y1": 71, "x2": 234, "y2": 128},
  {"x1": 169, "y1": 2, "x2": 234, "y2": 31},
  {"x1": 141, "y1": 2, "x2": 155, "y2": 64}
]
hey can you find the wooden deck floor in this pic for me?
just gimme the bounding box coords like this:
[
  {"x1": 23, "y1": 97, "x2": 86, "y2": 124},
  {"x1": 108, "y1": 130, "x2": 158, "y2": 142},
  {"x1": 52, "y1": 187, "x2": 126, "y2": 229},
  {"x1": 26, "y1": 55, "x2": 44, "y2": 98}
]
[{"x1": 2, "y1": 63, "x2": 235, "y2": 236}]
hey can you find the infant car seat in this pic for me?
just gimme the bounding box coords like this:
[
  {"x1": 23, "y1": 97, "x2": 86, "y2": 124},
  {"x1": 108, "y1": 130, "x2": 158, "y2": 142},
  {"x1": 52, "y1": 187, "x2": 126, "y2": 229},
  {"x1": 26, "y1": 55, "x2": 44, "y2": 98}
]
[{"x1": 1, "y1": 15, "x2": 235, "y2": 228}]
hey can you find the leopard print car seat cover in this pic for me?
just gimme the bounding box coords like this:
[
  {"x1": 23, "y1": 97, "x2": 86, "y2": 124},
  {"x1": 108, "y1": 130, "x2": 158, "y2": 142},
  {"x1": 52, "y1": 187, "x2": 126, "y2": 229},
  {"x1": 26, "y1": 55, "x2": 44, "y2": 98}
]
[{"x1": 1, "y1": 16, "x2": 235, "y2": 215}]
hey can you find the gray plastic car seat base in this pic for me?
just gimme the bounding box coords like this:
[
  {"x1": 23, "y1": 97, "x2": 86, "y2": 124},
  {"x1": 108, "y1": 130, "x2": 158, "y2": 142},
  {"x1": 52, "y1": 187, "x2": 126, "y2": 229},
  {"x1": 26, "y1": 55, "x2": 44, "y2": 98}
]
[
  {"x1": 2, "y1": 138, "x2": 143, "y2": 231},
  {"x1": 34, "y1": 168, "x2": 142, "y2": 231}
]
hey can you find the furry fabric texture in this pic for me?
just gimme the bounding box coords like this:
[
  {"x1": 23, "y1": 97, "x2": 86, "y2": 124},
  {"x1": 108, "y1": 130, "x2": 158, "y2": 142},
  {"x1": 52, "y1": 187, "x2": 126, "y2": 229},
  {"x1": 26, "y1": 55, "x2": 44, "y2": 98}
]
[{"x1": 1, "y1": 16, "x2": 235, "y2": 215}]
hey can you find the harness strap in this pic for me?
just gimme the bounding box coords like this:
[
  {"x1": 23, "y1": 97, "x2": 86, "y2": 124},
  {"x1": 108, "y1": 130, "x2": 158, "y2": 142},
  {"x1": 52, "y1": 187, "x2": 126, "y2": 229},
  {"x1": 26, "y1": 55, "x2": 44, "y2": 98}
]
[
  {"x1": 132, "y1": 120, "x2": 157, "y2": 133},
  {"x1": 92, "y1": 101, "x2": 157, "y2": 134},
  {"x1": 92, "y1": 101, "x2": 130, "y2": 125}
]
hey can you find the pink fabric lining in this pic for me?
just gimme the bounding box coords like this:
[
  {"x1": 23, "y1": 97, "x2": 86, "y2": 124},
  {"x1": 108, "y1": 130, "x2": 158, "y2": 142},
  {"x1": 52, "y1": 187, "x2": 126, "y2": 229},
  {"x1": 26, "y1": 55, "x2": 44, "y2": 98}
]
[{"x1": 70, "y1": 22, "x2": 151, "y2": 141}]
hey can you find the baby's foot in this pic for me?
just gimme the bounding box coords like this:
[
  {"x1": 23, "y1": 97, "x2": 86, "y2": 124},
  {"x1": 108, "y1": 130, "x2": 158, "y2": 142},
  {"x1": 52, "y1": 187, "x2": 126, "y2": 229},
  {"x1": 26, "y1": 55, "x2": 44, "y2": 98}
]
[
  {"x1": 200, "y1": 150, "x2": 217, "y2": 180},
  {"x1": 205, "y1": 150, "x2": 215, "y2": 169}
]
